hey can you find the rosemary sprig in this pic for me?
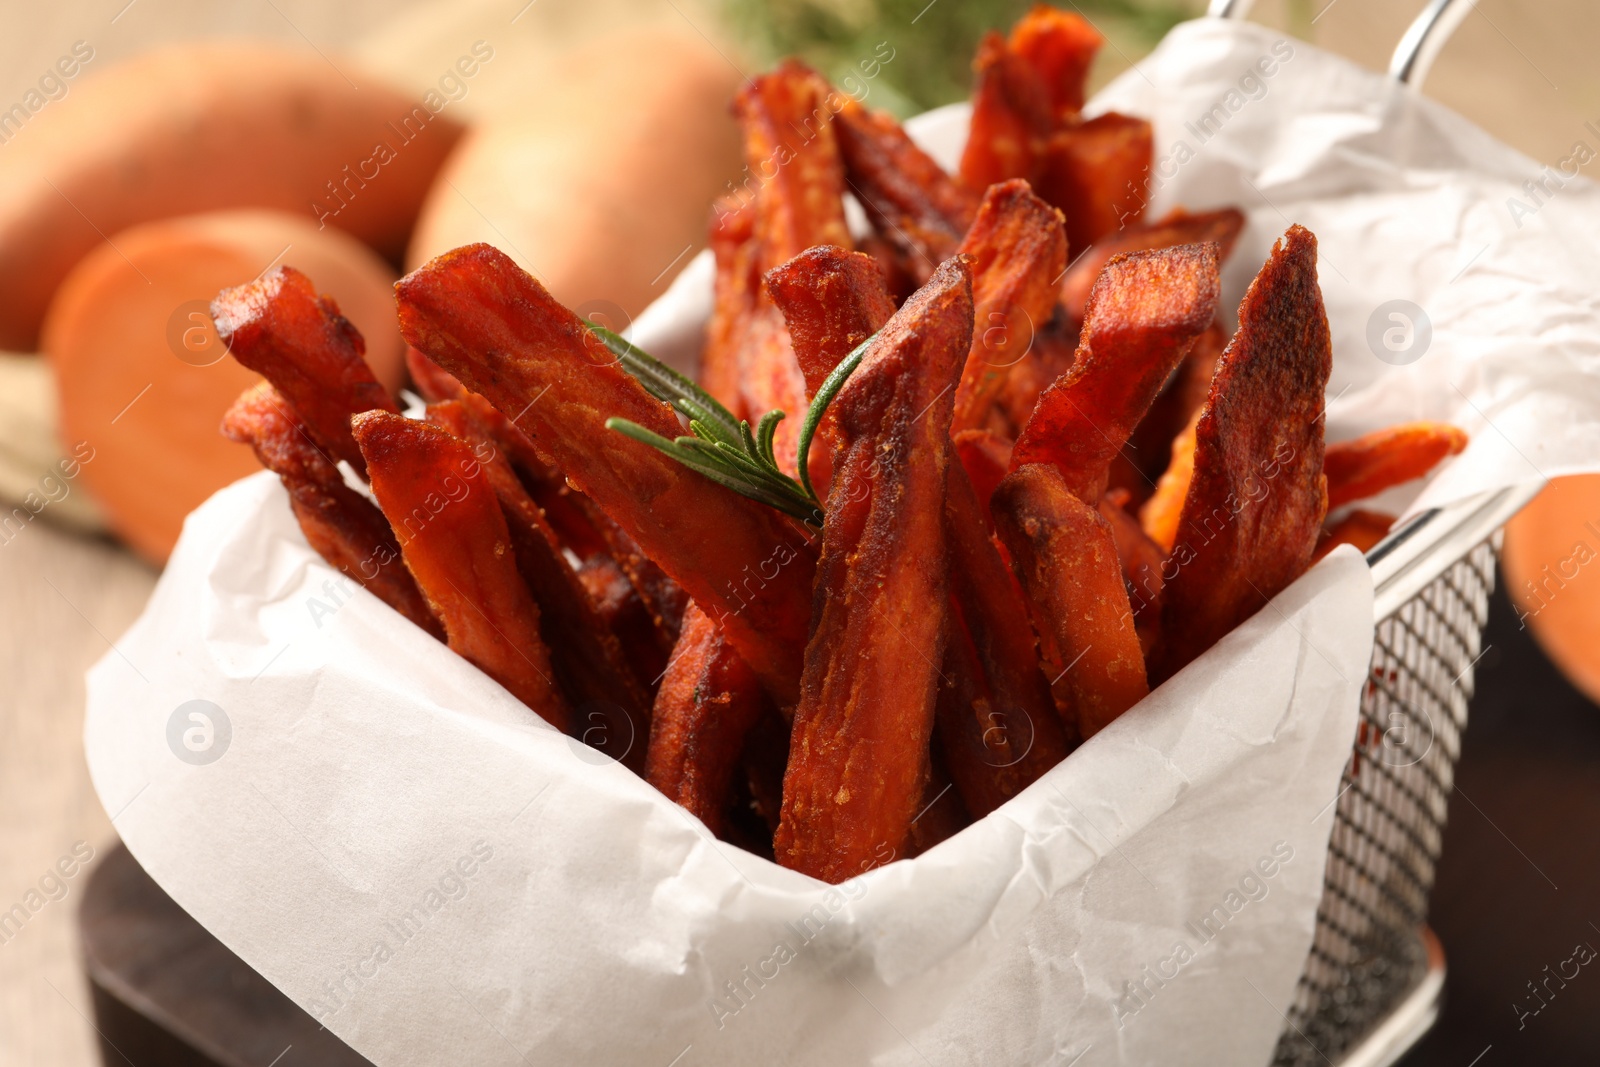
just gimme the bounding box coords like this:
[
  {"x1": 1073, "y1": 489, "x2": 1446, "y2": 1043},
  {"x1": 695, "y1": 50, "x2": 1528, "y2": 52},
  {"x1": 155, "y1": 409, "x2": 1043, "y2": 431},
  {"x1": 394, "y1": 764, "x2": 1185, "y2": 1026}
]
[{"x1": 590, "y1": 323, "x2": 875, "y2": 522}]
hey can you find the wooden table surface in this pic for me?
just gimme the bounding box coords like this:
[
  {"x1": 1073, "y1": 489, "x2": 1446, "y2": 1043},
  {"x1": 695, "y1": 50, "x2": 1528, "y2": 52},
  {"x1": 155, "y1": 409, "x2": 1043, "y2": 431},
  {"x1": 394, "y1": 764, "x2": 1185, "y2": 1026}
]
[{"x1": 1, "y1": 0, "x2": 1596, "y2": 1063}]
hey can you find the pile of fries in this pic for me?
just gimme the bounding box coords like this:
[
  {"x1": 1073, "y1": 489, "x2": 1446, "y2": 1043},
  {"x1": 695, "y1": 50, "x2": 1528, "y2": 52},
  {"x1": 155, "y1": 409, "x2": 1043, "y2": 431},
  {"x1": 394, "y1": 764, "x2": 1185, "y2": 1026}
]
[{"x1": 214, "y1": 6, "x2": 1467, "y2": 884}]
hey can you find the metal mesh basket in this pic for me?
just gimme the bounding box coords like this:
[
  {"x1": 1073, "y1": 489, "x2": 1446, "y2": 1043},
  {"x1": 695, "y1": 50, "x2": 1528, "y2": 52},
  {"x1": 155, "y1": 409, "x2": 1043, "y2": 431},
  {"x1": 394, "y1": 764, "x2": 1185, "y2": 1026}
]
[{"x1": 1268, "y1": 483, "x2": 1542, "y2": 1066}]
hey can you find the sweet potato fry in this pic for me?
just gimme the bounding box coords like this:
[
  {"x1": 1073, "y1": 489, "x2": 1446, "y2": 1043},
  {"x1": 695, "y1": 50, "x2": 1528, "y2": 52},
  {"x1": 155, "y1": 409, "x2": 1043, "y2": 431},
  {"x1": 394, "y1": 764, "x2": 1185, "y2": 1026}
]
[
  {"x1": 396, "y1": 244, "x2": 815, "y2": 705},
  {"x1": 1324, "y1": 422, "x2": 1468, "y2": 511},
  {"x1": 222, "y1": 382, "x2": 441, "y2": 639},
  {"x1": 1101, "y1": 488, "x2": 1166, "y2": 629},
  {"x1": 1007, "y1": 5, "x2": 1103, "y2": 121},
  {"x1": 764, "y1": 245, "x2": 896, "y2": 400},
  {"x1": 1153, "y1": 225, "x2": 1333, "y2": 682},
  {"x1": 1011, "y1": 243, "x2": 1221, "y2": 503},
  {"x1": 1060, "y1": 208, "x2": 1245, "y2": 323},
  {"x1": 765, "y1": 243, "x2": 897, "y2": 497},
  {"x1": 646, "y1": 602, "x2": 767, "y2": 837},
  {"x1": 1140, "y1": 405, "x2": 1201, "y2": 553},
  {"x1": 212, "y1": 266, "x2": 397, "y2": 473},
  {"x1": 959, "y1": 31, "x2": 1053, "y2": 192},
  {"x1": 774, "y1": 257, "x2": 972, "y2": 882},
  {"x1": 733, "y1": 62, "x2": 853, "y2": 474},
  {"x1": 352, "y1": 410, "x2": 570, "y2": 729},
  {"x1": 1036, "y1": 113, "x2": 1153, "y2": 252},
  {"x1": 835, "y1": 96, "x2": 980, "y2": 282},
  {"x1": 701, "y1": 196, "x2": 760, "y2": 417},
  {"x1": 953, "y1": 427, "x2": 1013, "y2": 523},
  {"x1": 943, "y1": 460, "x2": 1073, "y2": 812},
  {"x1": 578, "y1": 553, "x2": 671, "y2": 694},
  {"x1": 953, "y1": 179, "x2": 1068, "y2": 431},
  {"x1": 406, "y1": 345, "x2": 464, "y2": 402},
  {"x1": 994, "y1": 463, "x2": 1148, "y2": 739},
  {"x1": 1315, "y1": 509, "x2": 1396, "y2": 562},
  {"x1": 427, "y1": 399, "x2": 650, "y2": 769}
]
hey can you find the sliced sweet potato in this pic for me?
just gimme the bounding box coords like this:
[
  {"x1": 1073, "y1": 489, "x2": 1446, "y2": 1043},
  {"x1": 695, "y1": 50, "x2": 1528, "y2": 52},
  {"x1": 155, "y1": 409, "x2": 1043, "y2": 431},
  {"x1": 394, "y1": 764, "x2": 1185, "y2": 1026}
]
[
  {"x1": 1315, "y1": 509, "x2": 1396, "y2": 562},
  {"x1": 959, "y1": 31, "x2": 1053, "y2": 192},
  {"x1": 701, "y1": 196, "x2": 760, "y2": 416},
  {"x1": 406, "y1": 345, "x2": 464, "y2": 403},
  {"x1": 1140, "y1": 405, "x2": 1201, "y2": 553},
  {"x1": 646, "y1": 602, "x2": 768, "y2": 837},
  {"x1": 993, "y1": 463, "x2": 1148, "y2": 739},
  {"x1": 1011, "y1": 243, "x2": 1220, "y2": 504},
  {"x1": 1324, "y1": 422, "x2": 1468, "y2": 511},
  {"x1": 953, "y1": 179, "x2": 1068, "y2": 431},
  {"x1": 943, "y1": 459, "x2": 1073, "y2": 811},
  {"x1": 396, "y1": 244, "x2": 815, "y2": 705},
  {"x1": 221, "y1": 382, "x2": 441, "y2": 639},
  {"x1": 1060, "y1": 207, "x2": 1245, "y2": 324},
  {"x1": 834, "y1": 96, "x2": 980, "y2": 282},
  {"x1": 352, "y1": 410, "x2": 570, "y2": 729},
  {"x1": 212, "y1": 266, "x2": 398, "y2": 473},
  {"x1": 1153, "y1": 225, "x2": 1333, "y2": 682},
  {"x1": 1101, "y1": 488, "x2": 1166, "y2": 637},
  {"x1": 953, "y1": 427, "x2": 1014, "y2": 525},
  {"x1": 1037, "y1": 113, "x2": 1153, "y2": 253},
  {"x1": 774, "y1": 257, "x2": 973, "y2": 882},
  {"x1": 427, "y1": 399, "x2": 650, "y2": 768},
  {"x1": 1008, "y1": 5, "x2": 1103, "y2": 121},
  {"x1": 764, "y1": 245, "x2": 897, "y2": 400}
]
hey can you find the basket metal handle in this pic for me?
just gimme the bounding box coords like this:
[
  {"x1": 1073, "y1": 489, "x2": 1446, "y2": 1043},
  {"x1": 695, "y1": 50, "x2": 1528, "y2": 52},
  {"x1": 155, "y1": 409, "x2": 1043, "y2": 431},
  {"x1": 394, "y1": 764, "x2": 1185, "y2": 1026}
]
[{"x1": 1206, "y1": 0, "x2": 1473, "y2": 90}]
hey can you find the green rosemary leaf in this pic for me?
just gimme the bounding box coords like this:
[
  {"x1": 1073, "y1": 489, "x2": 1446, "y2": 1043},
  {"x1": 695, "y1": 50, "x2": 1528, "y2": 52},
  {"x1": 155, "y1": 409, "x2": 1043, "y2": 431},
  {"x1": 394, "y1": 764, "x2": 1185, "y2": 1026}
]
[
  {"x1": 755, "y1": 409, "x2": 785, "y2": 471},
  {"x1": 795, "y1": 331, "x2": 877, "y2": 504},
  {"x1": 586, "y1": 324, "x2": 743, "y2": 445}
]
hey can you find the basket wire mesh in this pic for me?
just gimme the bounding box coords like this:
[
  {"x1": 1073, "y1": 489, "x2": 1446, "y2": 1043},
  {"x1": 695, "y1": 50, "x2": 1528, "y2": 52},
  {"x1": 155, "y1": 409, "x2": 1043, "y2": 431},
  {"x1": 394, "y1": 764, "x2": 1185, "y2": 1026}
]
[{"x1": 1272, "y1": 538, "x2": 1497, "y2": 1065}]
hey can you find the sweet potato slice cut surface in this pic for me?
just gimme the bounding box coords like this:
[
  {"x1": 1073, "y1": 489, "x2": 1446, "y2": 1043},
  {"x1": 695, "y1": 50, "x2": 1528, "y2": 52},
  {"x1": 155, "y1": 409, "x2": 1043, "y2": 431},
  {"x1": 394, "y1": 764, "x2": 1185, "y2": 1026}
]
[{"x1": 1324, "y1": 422, "x2": 1467, "y2": 511}]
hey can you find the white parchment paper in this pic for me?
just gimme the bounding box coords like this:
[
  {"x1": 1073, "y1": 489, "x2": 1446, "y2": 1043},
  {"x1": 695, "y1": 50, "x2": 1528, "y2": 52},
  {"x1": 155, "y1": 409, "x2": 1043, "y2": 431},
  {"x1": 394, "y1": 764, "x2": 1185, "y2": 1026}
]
[{"x1": 87, "y1": 17, "x2": 1598, "y2": 1066}]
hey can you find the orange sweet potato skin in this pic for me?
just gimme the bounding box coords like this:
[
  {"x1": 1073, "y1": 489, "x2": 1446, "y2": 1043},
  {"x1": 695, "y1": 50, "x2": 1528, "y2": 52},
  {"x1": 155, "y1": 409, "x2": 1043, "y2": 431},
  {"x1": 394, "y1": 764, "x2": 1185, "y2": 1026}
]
[
  {"x1": 353, "y1": 411, "x2": 570, "y2": 729},
  {"x1": 1153, "y1": 226, "x2": 1333, "y2": 682},
  {"x1": 213, "y1": 266, "x2": 398, "y2": 473},
  {"x1": 1012, "y1": 243, "x2": 1220, "y2": 503},
  {"x1": 1324, "y1": 422, "x2": 1468, "y2": 510},
  {"x1": 221, "y1": 382, "x2": 440, "y2": 639},
  {"x1": 1037, "y1": 113, "x2": 1153, "y2": 252},
  {"x1": 775, "y1": 258, "x2": 973, "y2": 882},
  {"x1": 396, "y1": 244, "x2": 815, "y2": 706},
  {"x1": 994, "y1": 463, "x2": 1148, "y2": 740}
]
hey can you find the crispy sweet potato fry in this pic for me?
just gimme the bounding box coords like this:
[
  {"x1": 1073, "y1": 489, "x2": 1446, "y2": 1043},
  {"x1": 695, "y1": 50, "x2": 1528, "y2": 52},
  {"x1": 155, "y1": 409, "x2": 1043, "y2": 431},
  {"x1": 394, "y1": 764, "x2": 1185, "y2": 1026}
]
[
  {"x1": 1060, "y1": 208, "x2": 1245, "y2": 323},
  {"x1": 774, "y1": 257, "x2": 972, "y2": 882},
  {"x1": 1315, "y1": 509, "x2": 1396, "y2": 562},
  {"x1": 701, "y1": 196, "x2": 760, "y2": 417},
  {"x1": 427, "y1": 399, "x2": 650, "y2": 769},
  {"x1": 212, "y1": 266, "x2": 397, "y2": 473},
  {"x1": 353, "y1": 410, "x2": 570, "y2": 728},
  {"x1": 959, "y1": 31, "x2": 1053, "y2": 192},
  {"x1": 1007, "y1": 5, "x2": 1103, "y2": 121},
  {"x1": 953, "y1": 427, "x2": 1014, "y2": 524},
  {"x1": 943, "y1": 460, "x2": 1073, "y2": 813},
  {"x1": 1011, "y1": 243, "x2": 1220, "y2": 503},
  {"x1": 1140, "y1": 405, "x2": 1201, "y2": 553},
  {"x1": 1037, "y1": 114, "x2": 1153, "y2": 252},
  {"x1": 994, "y1": 463, "x2": 1148, "y2": 739},
  {"x1": 396, "y1": 244, "x2": 815, "y2": 705},
  {"x1": 222, "y1": 382, "x2": 441, "y2": 639},
  {"x1": 765, "y1": 244, "x2": 897, "y2": 493},
  {"x1": 1153, "y1": 225, "x2": 1333, "y2": 682},
  {"x1": 578, "y1": 553, "x2": 671, "y2": 694},
  {"x1": 835, "y1": 96, "x2": 980, "y2": 283},
  {"x1": 406, "y1": 345, "x2": 464, "y2": 402},
  {"x1": 764, "y1": 245, "x2": 896, "y2": 400},
  {"x1": 1101, "y1": 488, "x2": 1166, "y2": 631},
  {"x1": 953, "y1": 179, "x2": 1068, "y2": 431},
  {"x1": 646, "y1": 602, "x2": 767, "y2": 837},
  {"x1": 1324, "y1": 422, "x2": 1468, "y2": 511},
  {"x1": 733, "y1": 62, "x2": 853, "y2": 474}
]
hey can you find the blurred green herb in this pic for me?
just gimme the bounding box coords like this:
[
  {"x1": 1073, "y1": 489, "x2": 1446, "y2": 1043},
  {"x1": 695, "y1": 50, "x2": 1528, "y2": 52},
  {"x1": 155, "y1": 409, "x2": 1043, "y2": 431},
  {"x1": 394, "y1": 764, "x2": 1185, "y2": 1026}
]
[{"x1": 716, "y1": 0, "x2": 1202, "y2": 116}]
